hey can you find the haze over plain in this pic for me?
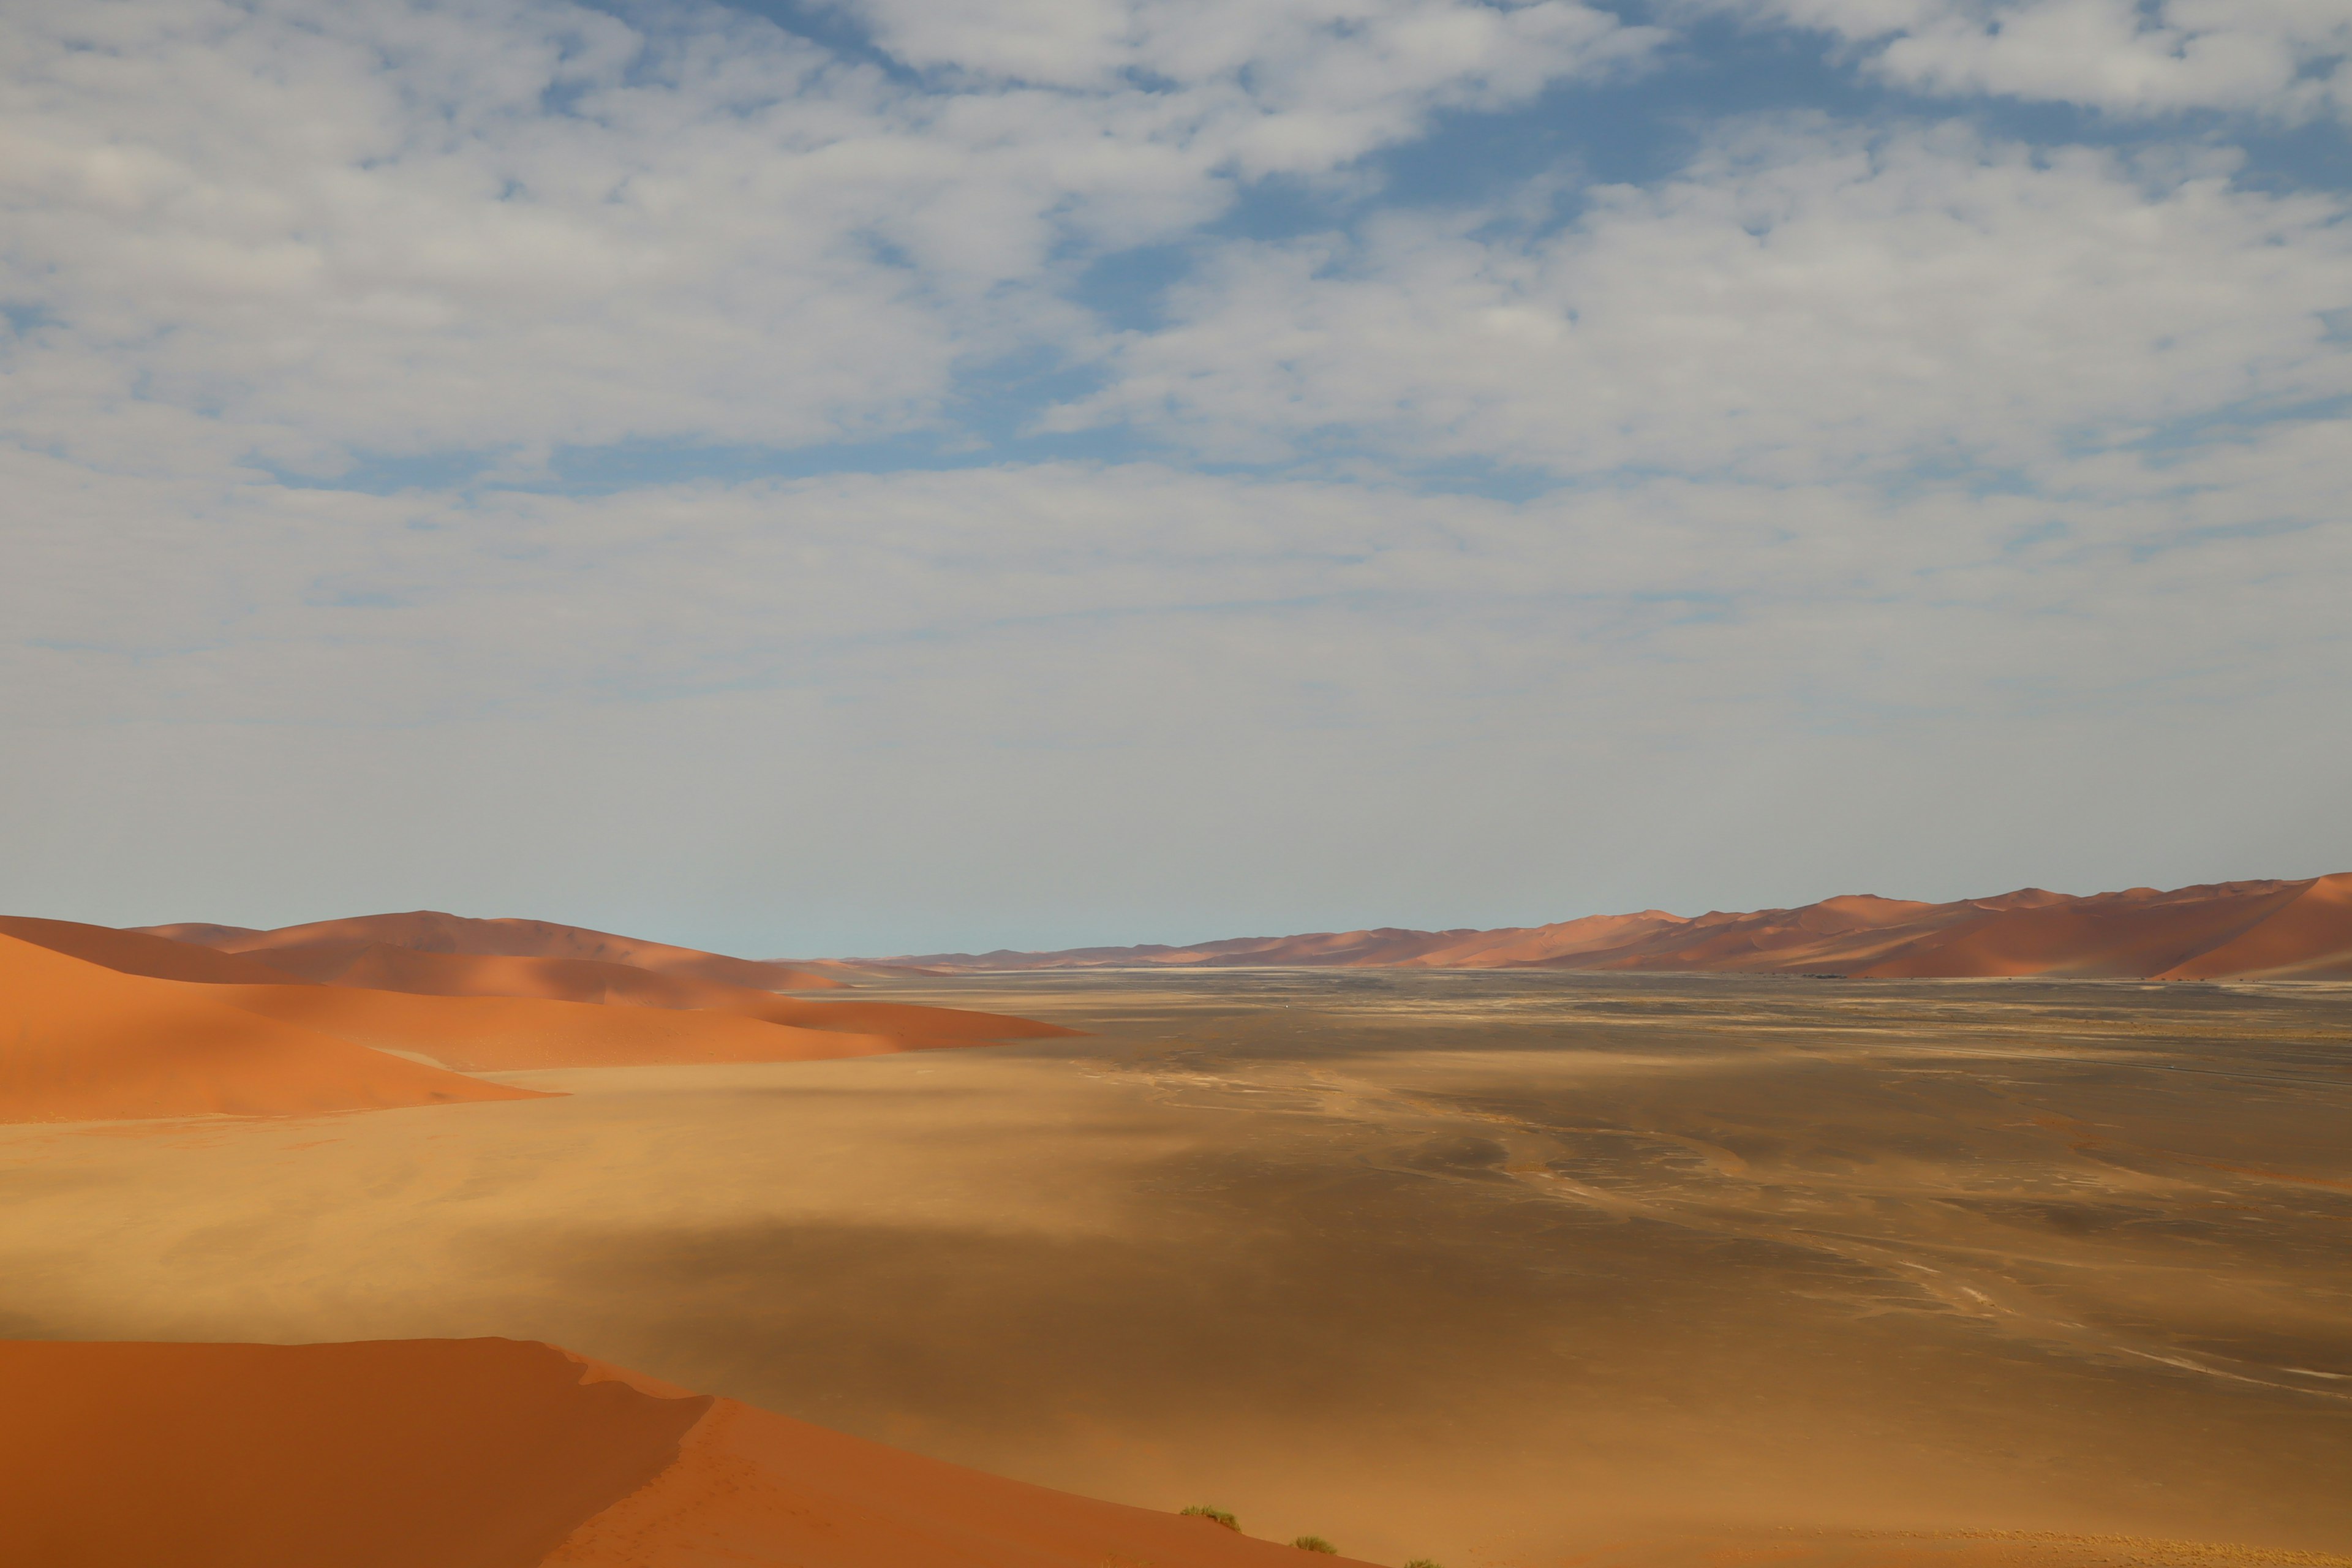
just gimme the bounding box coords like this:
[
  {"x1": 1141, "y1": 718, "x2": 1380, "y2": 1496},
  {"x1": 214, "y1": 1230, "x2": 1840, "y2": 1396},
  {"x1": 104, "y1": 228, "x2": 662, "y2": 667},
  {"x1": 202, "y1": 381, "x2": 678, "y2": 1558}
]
[{"x1": 6, "y1": 0, "x2": 2351, "y2": 953}]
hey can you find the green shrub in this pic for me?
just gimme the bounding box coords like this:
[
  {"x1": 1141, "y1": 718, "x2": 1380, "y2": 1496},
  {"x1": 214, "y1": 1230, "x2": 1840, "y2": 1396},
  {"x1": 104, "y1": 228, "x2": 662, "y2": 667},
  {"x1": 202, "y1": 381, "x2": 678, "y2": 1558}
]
[
  {"x1": 1404, "y1": 1559, "x2": 1445, "y2": 1567},
  {"x1": 1291, "y1": 1536, "x2": 1338, "y2": 1554},
  {"x1": 1181, "y1": 1506, "x2": 1239, "y2": 1531}
]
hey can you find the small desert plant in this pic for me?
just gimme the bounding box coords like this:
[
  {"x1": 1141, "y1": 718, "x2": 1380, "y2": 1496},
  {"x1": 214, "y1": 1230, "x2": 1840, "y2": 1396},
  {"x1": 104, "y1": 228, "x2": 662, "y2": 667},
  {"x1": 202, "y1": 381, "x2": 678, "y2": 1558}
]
[
  {"x1": 1403, "y1": 1559, "x2": 1445, "y2": 1567},
  {"x1": 1291, "y1": 1536, "x2": 1338, "y2": 1554},
  {"x1": 1182, "y1": 1506, "x2": 1240, "y2": 1531}
]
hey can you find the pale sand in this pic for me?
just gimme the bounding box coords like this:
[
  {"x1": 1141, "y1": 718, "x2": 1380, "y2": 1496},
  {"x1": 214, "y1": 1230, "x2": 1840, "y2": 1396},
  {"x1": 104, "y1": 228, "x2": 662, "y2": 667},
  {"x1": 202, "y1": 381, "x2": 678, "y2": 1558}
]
[{"x1": 1, "y1": 969, "x2": 2345, "y2": 1566}]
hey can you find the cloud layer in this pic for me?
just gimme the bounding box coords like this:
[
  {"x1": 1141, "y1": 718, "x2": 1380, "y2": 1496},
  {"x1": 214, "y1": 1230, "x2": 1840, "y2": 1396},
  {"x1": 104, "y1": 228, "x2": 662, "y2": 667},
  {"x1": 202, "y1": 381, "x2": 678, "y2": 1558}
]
[{"x1": 3, "y1": 0, "x2": 2347, "y2": 947}]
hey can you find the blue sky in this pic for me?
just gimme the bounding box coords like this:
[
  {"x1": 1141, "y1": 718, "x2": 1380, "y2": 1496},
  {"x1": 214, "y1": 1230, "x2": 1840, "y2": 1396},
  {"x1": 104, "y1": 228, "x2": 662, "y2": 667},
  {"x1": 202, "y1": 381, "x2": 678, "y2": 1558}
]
[{"x1": 4, "y1": 0, "x2": 2348, "y2": 955}]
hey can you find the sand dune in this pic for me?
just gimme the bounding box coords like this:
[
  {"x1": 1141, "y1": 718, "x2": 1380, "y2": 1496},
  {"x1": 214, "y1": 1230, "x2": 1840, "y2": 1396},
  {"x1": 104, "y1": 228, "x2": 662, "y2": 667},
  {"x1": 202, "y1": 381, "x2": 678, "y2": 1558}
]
[
  {"x1": 0, "y1": 1336, "x2": 1368, "y2": 1568},
  {"x1": 4, "y1": 913, "x2": 1076, "y2": 1049},
  {"x1": 142, "y1": 910, "x2": 845, "y2": 992},
  {"x1": 200, "y1": 939, "x2": 1077, "y2": 1042},
  {"x1": 0, "y1": 1338, "x2": 703, "y2": 1568},
  {"x1": 203, "y1": 983, "x2": 915, "y2": 1071},
  {"x1": 0, "y1": 935, "x2": 540, "y2": 1123},
  {"x1": 0, "y1": 915, "x2": 300, "y2": 985},
  {"x1": 0, "y1": 943, "x2": 1055, "y2": 1124},
  {"x1": 884, "y1": 874, "x2": 2352, "y2": 980}
]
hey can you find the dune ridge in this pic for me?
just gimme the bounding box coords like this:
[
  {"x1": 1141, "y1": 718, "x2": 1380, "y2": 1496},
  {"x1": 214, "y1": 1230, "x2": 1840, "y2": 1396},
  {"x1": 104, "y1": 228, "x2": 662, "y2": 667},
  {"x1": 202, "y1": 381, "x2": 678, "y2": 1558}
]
[
  {"x1": 0, "y1": 1336, "x2": 1372, "y2": 1568},
  {"x1": 0, "y1": 920, "x2": 1075, "y2": 1123},
  {"x1": 0, "y1": 935, "x2": 543, "y2": 1123},
  {"x1": 877, "y1": 873, "x2": 2352, "y2": 981},
  {"x1": 141, "y1": 910, "x2": 845, "y2": 992}
]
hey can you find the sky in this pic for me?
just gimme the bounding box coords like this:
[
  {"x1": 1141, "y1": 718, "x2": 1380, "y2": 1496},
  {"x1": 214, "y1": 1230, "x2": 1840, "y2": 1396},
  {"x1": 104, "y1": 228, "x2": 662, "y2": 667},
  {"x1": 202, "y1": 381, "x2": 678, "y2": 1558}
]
[{"x1": 3, "y1": 0, "x2": 2349, "y2": 957}]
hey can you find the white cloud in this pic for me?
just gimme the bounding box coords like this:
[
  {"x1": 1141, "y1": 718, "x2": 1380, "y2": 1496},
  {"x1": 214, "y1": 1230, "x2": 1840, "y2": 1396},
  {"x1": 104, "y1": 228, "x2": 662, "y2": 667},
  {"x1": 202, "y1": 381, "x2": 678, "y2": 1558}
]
[
  {"x1": 5, "y1": 444, "x2": 2346, "y2": 943},
  {"x1": 0, "y1": 0, "x2": 1652, "y2": 477},
  {"x1": 1711, "y1": 0, "x2": 2352, "y2": 119},
  {"x1": 1048, "y1": 120, "x2": 2352, "y2": 481},
  {"x1": 4, "y1": 0, "x2": 2348, "y2": 944}
]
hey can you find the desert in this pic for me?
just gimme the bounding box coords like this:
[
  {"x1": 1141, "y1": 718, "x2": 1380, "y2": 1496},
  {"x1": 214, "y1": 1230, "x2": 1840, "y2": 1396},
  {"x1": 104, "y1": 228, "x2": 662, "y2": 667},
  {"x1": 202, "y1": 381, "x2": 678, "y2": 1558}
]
[
  {"x1": 2, "y1": 888, "x2": 2348, "y2": 1566},
  {"x1": 17, "y1": 3, "x2": 2352, "y2": 1560}
]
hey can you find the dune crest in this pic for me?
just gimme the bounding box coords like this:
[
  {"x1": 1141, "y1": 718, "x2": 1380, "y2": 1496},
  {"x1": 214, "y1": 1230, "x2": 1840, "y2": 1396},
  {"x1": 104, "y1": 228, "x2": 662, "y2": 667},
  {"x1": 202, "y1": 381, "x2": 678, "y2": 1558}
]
[
  {"x1": 881, "y1": 874, "x2": 2352, "y2": 980},
  {"x1": 0, "y1": 916, "x2": 300, "y2": 985},
  {"x1": 0, "y1": 918, "x2": 1077, "y2": 1120},
  {"x1": 0, "y1": 935, "x2": 541, "y2": 1123},
  {"x1": 140, "y1": 910, "x2": 845, "y2": 992},
  {"x1": 0, "y1": 1336, "x2": 1372, "y2": 1568}
]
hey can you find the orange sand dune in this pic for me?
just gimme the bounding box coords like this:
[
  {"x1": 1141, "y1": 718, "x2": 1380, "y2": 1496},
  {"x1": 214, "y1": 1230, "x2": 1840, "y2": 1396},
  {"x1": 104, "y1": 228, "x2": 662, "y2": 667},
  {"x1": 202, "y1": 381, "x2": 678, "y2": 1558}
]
[
  {"x1": 201, "y1": 982, "x2": 918, "y2": 1071},
  {"x1": 885, "y1": 873, "x2": 2352, "y2": 981},
  {"x1": 0, "y1": 1337, "x2": 1372, "y2": 1568},
  {"x1": 140, "y1": 909, "x2": 844, "y2": 991},
  {"x1": 0, "y1": 935, "x2": 540, "y2": 1123},
  {"x1": 202, "y1": 938, "x2": 1077, "y2": 1042},
  {"x1": 0, "y1": 915, "x2": 301, "y2": 984},
  {"x1": 139, "y1": 921, "x2": 262, "y2": 946}
]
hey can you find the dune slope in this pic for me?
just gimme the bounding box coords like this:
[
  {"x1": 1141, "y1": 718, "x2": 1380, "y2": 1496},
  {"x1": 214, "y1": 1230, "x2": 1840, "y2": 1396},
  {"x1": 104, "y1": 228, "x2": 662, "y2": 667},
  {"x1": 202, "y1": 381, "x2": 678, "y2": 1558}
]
[
  {"x1": 0, "y1": 935, "x2": 541, "y2": 1123},
  {"x1": 0, "y1": 1339, "x2": 708, "y2": 1568},
  {"x1": 201, "y1": 983, "x2": 914, "y2": 1071},
  {"x1": 0, "y1": 1337, "x2": 1371, "y2": 1568},
  {"x1": 199, "y1": 939, "x2": 1077, "y2": 1041},
  {"x1": 0, "y1": 916, "x2": 300, "y2": 985},
  {"x1": 886, "y1": 875, "x2": 2352, "y2": 981},
  {"x1": 145, "y1": 910, "x2": 843, "y2": 991}
]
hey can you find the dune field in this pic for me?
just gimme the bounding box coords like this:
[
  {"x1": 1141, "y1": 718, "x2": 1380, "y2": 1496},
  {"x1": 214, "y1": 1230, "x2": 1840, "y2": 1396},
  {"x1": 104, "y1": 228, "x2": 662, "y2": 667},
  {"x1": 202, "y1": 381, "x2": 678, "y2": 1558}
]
[
  {"x1": 2, "y1": 910, "x2": 2347, "y2": 1567},
  {"x1": 889, "y1": 874, "x2": 2352, "y2": 981}
]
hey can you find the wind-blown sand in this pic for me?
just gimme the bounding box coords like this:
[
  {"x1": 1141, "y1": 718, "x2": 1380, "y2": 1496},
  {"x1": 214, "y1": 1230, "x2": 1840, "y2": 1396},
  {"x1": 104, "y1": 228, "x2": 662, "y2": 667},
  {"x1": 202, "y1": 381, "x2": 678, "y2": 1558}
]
[
  {"x1": 885, "y1": 873, "x2": 2352, "y2": 980},
  {"x1": 0, "y1": 1336, "x2": 1352, "y2": 1568},
  {"x1": 6, "y1": 968, "x2": 2345, "y2": 1564}
]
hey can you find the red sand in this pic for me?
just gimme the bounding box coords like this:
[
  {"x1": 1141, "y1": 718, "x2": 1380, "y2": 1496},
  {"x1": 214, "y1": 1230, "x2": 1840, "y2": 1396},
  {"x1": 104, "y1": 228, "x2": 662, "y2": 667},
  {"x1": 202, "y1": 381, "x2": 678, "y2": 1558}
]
[
  {"x1": 200, "y1": 983, "x2": 918, "y2": 1071},
  {"x1": 889, "y1": 874, "x2": 2352, "y2": 981},
  {"x1": 0, "y1": 917, "x2": 1076, "y2": 1120},
  {"x1": 0, "y1": 1339, "x2": 707, "y2": 1568},
  {"x1": 0, "y1": 916, "x2": 300, "y2": 985},
  {"x1": 179, "y1": 938, "x2": 1078, "y2": 1041},
  {"x1": 143, "y1": 911, "x2": 845, "y2": 991},
  {"x1": 0, "y1": 1336, "x2": 1373, "y2": 1568},
  {"x1": 0, "y1": 935, "x2": 542, "y2": 1123}
]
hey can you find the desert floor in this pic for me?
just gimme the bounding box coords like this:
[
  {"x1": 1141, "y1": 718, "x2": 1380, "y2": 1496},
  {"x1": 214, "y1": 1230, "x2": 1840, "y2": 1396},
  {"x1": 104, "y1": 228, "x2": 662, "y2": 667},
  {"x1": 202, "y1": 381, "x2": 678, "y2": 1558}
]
[{"x1": 4, "y1": 970, "x2": 2348, "y2": 1567}]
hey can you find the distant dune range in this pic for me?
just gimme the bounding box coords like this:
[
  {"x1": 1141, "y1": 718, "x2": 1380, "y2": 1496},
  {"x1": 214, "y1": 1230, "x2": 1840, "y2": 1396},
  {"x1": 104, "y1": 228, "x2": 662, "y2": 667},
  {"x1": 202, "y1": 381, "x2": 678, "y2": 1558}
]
[
  {"x1": 876, "y1": 873, "x2": 2352, "y2": 981},
  {"x1": 0, "y1": 913, "x2": 1076, "y2": 1124},
  {"x1": 140, "y1": 910, "x2": 846, "y2": 991},
  {"x1": 0, "y1": 1336, "x2": 1344, "y2": 1568}
]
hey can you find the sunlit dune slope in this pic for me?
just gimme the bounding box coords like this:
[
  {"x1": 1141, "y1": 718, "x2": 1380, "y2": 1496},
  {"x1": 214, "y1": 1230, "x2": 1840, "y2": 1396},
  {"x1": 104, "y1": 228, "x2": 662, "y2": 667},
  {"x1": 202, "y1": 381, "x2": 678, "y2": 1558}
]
[
  {"x1": 2, "y1": 914, "x2": 1074, "y2": 1086},
  {"x1": 0, "y1": 935, "x2": 541, "y2": 1123},
  {"x1": 139, "y1": 909, "x2": 845, "y2": 991},
  {"x1": 0, "y1": 916, "x2": 300, "y2": 984},
  {"x1": 887, "y1": 874, "x2": 2352, "y2": 980},
  {"x1": 0, "y1": 1337, "x2": 1373, "y2": 1568},
  {"x1": 140, "y1": 921, "x2": 262, "y2": 946},
  {"x1": 186, "y1": 939, "x2": 1078, "y2": 1041},
  {"x1": 203, "y1": 983, "x2": 915, "y2": 1070},
  {"x1": 0, "y1": 1339, "x2": 705, "y2": 1568},
  {"x1": 2156, "y1": 872, "x2": 2352, "y2": 980}
]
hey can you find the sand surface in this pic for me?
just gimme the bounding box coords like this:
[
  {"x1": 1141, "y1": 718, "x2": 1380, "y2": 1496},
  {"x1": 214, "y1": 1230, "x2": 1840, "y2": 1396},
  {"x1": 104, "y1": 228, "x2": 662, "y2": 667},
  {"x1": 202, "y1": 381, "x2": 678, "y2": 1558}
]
[
  {"x1": 4, "y1": 969, "x2": 2346, "y2": 1566},
  {"x1": 145, "y1": 909, "x2": 846, "y2": 991},
  {"x1": 0, "y1": 1335, "x2": 1365, "y2": 1568},
  {"x1": 0, "y1": 933, "x2": 544, "y2": 1121},
  {"x1": 0, "y1": 1338, "x2": 707, "y2": 1568},
  {"x1": 889, "y1": 874, "x2": 2352, "y2": 979},
  {"x1": 0, "y1": 925, "x2": 1075, "y2": 1123}
]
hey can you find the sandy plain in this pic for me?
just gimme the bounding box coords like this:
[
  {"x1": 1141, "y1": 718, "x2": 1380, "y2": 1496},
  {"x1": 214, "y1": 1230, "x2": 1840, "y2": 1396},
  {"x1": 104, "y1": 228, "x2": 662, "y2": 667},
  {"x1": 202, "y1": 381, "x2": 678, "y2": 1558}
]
[{"x1": 3, "y1": 968, "x2": 2346, "y2": 1567}]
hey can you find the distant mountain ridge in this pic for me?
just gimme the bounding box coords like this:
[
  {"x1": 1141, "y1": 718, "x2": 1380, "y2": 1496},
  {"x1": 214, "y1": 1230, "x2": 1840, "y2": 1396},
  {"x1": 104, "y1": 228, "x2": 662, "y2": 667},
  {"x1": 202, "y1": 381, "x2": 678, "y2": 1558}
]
[{"x1": 872, "y1": 873, "x2": 2352, "y2": 981}]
